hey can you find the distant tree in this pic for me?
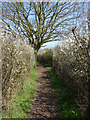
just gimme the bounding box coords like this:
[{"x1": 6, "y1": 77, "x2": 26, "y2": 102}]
[{"x1": 1, "y1": 2, "x2": 81, "y2": 56}]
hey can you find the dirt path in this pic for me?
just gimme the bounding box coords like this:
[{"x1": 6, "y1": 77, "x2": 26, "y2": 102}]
[{"x1": 27, "y1": 64, "x2": 59, "y2": 119}]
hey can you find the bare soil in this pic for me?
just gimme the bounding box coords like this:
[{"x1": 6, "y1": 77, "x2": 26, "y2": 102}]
[{"x1": 27, "y1": 64, "x2": 59, "y2": 119}]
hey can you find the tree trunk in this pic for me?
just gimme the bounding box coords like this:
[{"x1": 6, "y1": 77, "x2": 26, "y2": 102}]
[{"x1": 34, "y1": 49, "x2": 38, "y2": 68}]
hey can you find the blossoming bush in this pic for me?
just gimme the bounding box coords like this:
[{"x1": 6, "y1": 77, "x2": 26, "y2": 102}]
[
  {"x1": 1, "y1": 34, "x2": 35, "y2": 112},
  {"x1": 52, "y1": 34, "x2": 88, "y2": 114}
]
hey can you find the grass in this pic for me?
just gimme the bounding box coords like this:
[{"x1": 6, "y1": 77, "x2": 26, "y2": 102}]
[
  {"x1": 49, "y1": 68, "x2": 87, "y2": 119},
  {"x1": 0, "y1": 116, "x2": 1, "y2": 120},
  {"x1": 44, "y1": 63, "x2": 52, "y2": 67},
  {"x1": 2, "y1": 67, "x2": 38, "y2": 118}
]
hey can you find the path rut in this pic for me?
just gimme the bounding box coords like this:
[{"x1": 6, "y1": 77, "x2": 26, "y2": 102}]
[{"x1": 27, "y1": 64, "x2": 59, "y2": 119}]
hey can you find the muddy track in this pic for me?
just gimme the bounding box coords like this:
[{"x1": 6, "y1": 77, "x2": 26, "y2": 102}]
[{"x1": 27, "y1": 64, "x2": 59, "y2": 119}]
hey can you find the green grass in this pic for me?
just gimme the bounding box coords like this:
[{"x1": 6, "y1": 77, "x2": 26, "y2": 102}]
[
  {"x1": 44, "y1": 63, "x2": 52, "y2": 67},
  {"x1": 0, "y1": 115, "x2": 2, "y2": 120},
  {"x1": 2, "y1": 67, "x2": 38, "y2": 118},
  {"x1": 49, "y1": 68, "x2": 86, "y2": 119}
]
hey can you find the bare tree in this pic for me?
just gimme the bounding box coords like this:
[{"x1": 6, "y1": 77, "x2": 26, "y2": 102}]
[{"x1": 1, "y1": 2, "x2": 81, "y2": 56}]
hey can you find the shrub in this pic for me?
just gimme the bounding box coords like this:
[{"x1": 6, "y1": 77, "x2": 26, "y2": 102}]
[
  {"x1": 1, "y1": 34, "x2": 35, "y2": 114},
  {"x1": 37, "y1": 48, "x2": 53, "y2": 67},
  {"x1": 52, "y1": 34, "x2": 88, "y2": 115}
]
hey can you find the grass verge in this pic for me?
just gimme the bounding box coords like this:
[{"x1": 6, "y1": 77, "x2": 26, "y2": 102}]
[
  {"x1": 2, "y1": 67, "x2": 38, "y2": 118},
  {"x1": 49, "y1": 68, "x2": 87, "y2": 119}
]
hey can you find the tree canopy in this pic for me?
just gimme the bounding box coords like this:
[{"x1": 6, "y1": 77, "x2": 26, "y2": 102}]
[{"x1": 2, "y1": 2, "x2": 81, "y2": 52}]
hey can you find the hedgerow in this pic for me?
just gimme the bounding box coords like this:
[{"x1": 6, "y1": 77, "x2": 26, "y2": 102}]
[
  {"x1": 52, "y1": 33, "x2": 89, "y2": 115},
  {"x1": 1, "y1": 34, "x2": 35, "y2": 116}
]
